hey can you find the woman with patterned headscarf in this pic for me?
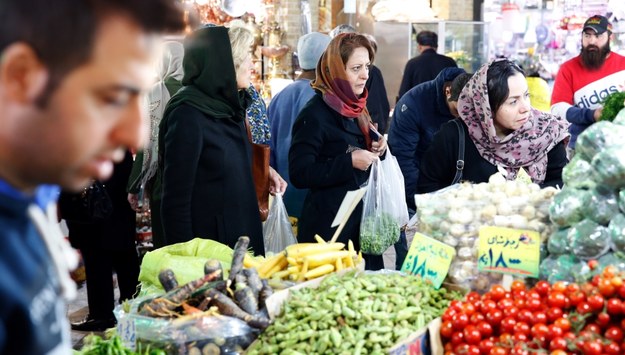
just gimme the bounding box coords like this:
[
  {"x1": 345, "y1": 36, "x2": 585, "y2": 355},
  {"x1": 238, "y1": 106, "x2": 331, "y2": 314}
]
[
  {"x1": 418, "y1": 59, "x2": 569, "y2": 193},
  {"x1": 289, "y1": 33, "x2": 388, "y2": 270},
  {"x1": 158, "y1": 25, "x2": 285, "y2": 254},
  {"x1": 127, "y1": 41, "x2": 184, "y2": 248}
]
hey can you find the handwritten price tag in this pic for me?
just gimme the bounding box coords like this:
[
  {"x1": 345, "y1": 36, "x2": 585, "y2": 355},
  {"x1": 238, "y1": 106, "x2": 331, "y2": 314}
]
[
  {"x1": 117, "y1": 315, "x2": 137, "y2": 350},
  {"x1": 477, "y1": 226, "x2": 540, "y2": 278},
  {"x1": 401, "y1": 232, "x2": 456, "y2": 288}
]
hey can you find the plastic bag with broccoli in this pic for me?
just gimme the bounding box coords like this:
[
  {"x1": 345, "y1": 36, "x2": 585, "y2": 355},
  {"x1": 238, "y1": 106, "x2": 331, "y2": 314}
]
[
  {"x1": 569, "y1": 219, "x2": 612, "y2": 260},
  {"x1": 359, "y1": 149, "x2": 409, "y2": 255}
]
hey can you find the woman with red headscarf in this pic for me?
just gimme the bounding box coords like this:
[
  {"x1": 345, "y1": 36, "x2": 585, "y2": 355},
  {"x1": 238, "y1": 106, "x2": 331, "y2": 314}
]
[{"x1": 289, "y1": 33, "x2": 387, "y2": 270}]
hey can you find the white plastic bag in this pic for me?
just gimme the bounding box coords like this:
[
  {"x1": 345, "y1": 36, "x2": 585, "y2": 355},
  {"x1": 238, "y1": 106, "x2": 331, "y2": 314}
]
[
  {"x1": 359, "y1": 148, "x2": 409, "y2": 254},
  {"x1": 263, "y1": 193, "x2": 297, "y2": 255}
]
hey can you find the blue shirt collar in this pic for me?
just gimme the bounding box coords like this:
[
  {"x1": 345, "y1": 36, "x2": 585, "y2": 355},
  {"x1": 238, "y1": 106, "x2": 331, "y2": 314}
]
[{"x1": 0, "y1": 179, "x2": 60, "y2": 210}]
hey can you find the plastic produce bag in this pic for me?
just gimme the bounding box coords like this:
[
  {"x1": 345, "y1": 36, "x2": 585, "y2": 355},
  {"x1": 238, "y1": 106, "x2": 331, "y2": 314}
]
[
  {"x1": 539, "y1": 254, "x2": 586, "y2": 284},
  {"x1": 359, "y1": 149, "x2": 409, "y2": 255},
  {"x1": 547, "y1": 228, "x2": 570, "y2": 255},
  {"x1": 576, "y1": 121, "x2": 625, "y2": 161},
  {"x1": 609, "y1": 213, "x2": 625, "y2": 252},
  {"x1": 549, "y1": 187, "x2": 589, "y2": 227},
  {"x1": 561, "y1": 154, "x2": 596, "y2": 189},
  {"x1": 262, "y1": 193, "x2": 297, "y2": 255},
  {"x1": 613, "y1": 107, "x2": 625, "y2": 126},
  {"x1": 583, "y1": 186, "x2": 620, "y2": 225},
  {"x1": 591, "y1": 145, "x2": 625, "y2": 189},
  {"x1": 138, "y1": 238, "x2": 234, "y2": 294},
  {"x1": 115, "y1": 298, "x2": 258, "y2": 354},
  {"x1": 620, "y1": 190, "x2": 625, "y2": 213},
  {"x1": 569, "y1": 219, "x2": 611, "y2": 260}
]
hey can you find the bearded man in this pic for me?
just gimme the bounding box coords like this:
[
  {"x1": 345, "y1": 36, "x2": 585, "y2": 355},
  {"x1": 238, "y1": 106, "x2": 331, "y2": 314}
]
[{"x1": 551, "y1": 15, "x2": 625, "y2": 158}]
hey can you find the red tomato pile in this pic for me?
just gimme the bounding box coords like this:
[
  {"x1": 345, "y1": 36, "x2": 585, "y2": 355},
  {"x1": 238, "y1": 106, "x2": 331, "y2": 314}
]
[{"x1": 440, "y1": 266, "x2": 625, "y2": 354}]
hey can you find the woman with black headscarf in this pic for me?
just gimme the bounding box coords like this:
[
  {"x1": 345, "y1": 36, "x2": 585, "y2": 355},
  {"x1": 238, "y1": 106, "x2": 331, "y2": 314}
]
[{"x1": 158, "y1": 25, "x2": 285, "y2": 255}]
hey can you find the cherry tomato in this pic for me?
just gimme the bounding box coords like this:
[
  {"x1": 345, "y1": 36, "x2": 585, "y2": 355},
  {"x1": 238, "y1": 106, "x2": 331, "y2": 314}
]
[
  {"x1": 549, "y1": 336, "x2": 567, "y2": 351},
  {"x1": 576, "y1": 302, "x2": 592, "y2": 315},
  {"x1": 517, "y1": 309, "x2": 533, "y2": 323},
  {"x1": 552, "y1": 281, "x2": 567, "y2": 293},
  {"x1": 606, "y1": 298, "x2": 623, "y2": 315},
  {"x1": 532, "y1": 311, "x2": 548, "y2": 325},
  {"x1": 477, "y1": 321, "x2": 493, "y2": 338},
  {"x1": 511, "y1": 280, "x2": 526, "y2": 292},
  {"x1": 490, "y1": 346, "x2": 509, "y2": 355},
  {"x1": 531, "y1": 323, "x2": 549, "y2": 339},
  {"x1": 512, "y1": 332, "x2": 528, "y2": 344},
  {"x1": 554, "y1": 317, "x2": 571, "y2": 332},
  {"x1": 440, "y1": 320, "x2": 454, "y2": 338},
  {"x1": 547, "y1": 292, "x2": 567, "y2": 308},
  {"x1": 617, "y1": 284, "x2": 625, "y2": 299},
  {"x1": 587, "y1": 294, "x2": 605, "y2": 312},
  {"x1": 568, "y1": 291, "x2": 586, "y2": 307},
  {"x1": 583, "y1": 339, "x2": 603, "y2": 355},
  {"x1": 599, "y1": 278, "x2": 616, "y2": 297},
  {"x1": 479, "y1": 338, "x2": 495, "y2": 354},
  {"x1": 546, "y1": 307, "x2": 563, "y2": 323},
  {"x1": 452, "y1": 313, "x2": 469, "y2": 331},
  {"x1": 604, "y1": 341, "x2": 621, "y2": 355},
  {"x1": 481, "y1": 299, "x2": 498, "y2": 314},
  {"x1": 547, "y1": 324, "x2": 563, "y2": 340},
  {"x1": 584, "y1": 323, "x2": 601, "y2": 335},
  {"x1": 451, "y1": 331, "x2": 464, "y2": 346},
  {"x1": 463, "y1": 325, "x2": 481, "y2": 344},
  {"x1": 498, "y1": 298, "x2": 514, "y2": 310},
  {"x1": 442, "y1": 307, "x2": 457, "y2": 322},
  {"x1": 525, "y1": 297, "x2": 542, "y2": 312},
  {"x1": 490, "y1": 285, "x2": 507, "y2": 301},
  {"x1": 466, "y1": 291, "x2": 481, "y2": 304},
  {"x1": 605, "y1": 326, "x2": 624, "y2": 343},
  {"x1": 587, "y1": 259, "x2": 599, "y2": 270},
  {"x1": 596, "y1": 312, "x2": 611, "y2": 327},
  {"x1": 503, "y1": 306, "x2": 519, "y2": 318},
  {"x1": 486, "y1": 309, "x2": 504, "y2": 326},
  {"x1": 462, "y1": 302, "x2": 477, "y2": 316},
  {"x1": 500, "y1": 317, "x2": 517, "y2": 334},
  {"x1": 533, "y1": 280, "x2": 550, "y2": 296},
  {"x1": 550, "y1": 350, "x2": 567, "y2": 355},
  {"x1": 470, "y1": 312, "x2": 485, "y2": 324}
]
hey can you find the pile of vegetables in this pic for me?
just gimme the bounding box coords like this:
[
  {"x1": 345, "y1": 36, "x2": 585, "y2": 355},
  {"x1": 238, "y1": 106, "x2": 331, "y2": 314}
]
[
  {"x1": 247, "y1": 270, "x2": 463, "y2": 354},
  {"x1": 121, "y1": 237, "x2": 273, "y2": 354},
  {"x1": 543, "y1": 120, "x2": 625, "y2": 283},
  {"x1": 416, "y1": 174, "x2": 556, "y2": 292},
  {"x1": 252, "y1": 236, "x2": 362, "y2": 282},
  {"x1": 360, "y1": 213, "x2": 401, "y2": 255},
  {"x1": 441, "y1": 266, "x2": 625, "y2": 354},
  {"x1": 75, "y1": 334, "x2": 165, "y2": 355},
  {"x1": 599, "y1": 91, "x2": 625, "y2": 122}
]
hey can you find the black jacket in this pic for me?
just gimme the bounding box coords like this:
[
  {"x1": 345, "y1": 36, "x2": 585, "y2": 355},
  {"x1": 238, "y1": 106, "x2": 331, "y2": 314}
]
[
  {"x1": 63, "y1": 151, "x2": 136, "y2": 251},
  {"x1": 289, "y1": 93, "x2": 372, "y2": 248},
  {"x1": 418, "y1": 119, "x2": 568, "y2": 193},
  {"x1": 160, "y1": 104, "x2": 264, "y2": 254},
  {"x1": 365, "y1": 65, "x2": 390, "y2": 134},
  {"x1": 398, "y1": 48, "x2": 457, "y2": 99}
]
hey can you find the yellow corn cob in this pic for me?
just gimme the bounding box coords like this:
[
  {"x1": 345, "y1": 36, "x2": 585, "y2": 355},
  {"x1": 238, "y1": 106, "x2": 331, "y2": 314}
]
[
  {"x1": 257, "y1": 253, "x2": 285, "y2": 277},
  {"x1": 306, "y1": 250, "x2": 351, "y2": 268},
  {"x1": 314, "y1": 234, "x2": 327, "y2": 244},
  {"x1": 287, "y1": 265, "x2": 301, "y2": 274},
  {"x1": 264, "y1": 257, "x2": 288, "y2": 279},
  {"x1": 304, "y1": 264, "x2": 335, "y2": 279},
  {"x1": 272, "y1": 269, "x2": 291, "y2": 280},
  {"x1": 286, "y1": 242, "x2": 345, "y2": 259},
  {"x1": 335, "y1": 257, "x2": 344, "y2": 271},
  {"x1": 286, "y1": 256, "x2": 299, "y2": 266},
  {"x1": 243, "y1": 254, "x2": 262, "y2": 269},
  {"x1": 344, "y1": 255, "x2": 355, "y2": 268},
  {"x1": 298, "y1": 258, "x2": 309, "y2": 282}
]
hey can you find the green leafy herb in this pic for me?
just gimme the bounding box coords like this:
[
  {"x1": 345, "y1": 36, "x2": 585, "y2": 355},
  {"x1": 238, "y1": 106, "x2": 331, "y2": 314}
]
[{"x1": 600, "y1": 91, "x2": 625, "y2": 122}]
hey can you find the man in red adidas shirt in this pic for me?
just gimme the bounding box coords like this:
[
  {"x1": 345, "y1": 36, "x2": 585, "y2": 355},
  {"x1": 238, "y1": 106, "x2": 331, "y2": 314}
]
[{"x1": 551, "y1": 15, "x2": 625, "y2": 158}]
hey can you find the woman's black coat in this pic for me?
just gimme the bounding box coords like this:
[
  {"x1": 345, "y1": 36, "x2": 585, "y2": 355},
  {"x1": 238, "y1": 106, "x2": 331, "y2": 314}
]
[
  {"x1": 289, "y1": 93, "x2": 372, "y2": 248},
  {"x1": 160, "y1": 103, "x2": 264, "y2": 254}
]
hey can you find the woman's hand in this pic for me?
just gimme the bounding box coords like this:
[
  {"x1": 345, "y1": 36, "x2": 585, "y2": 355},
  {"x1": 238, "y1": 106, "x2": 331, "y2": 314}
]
[
  {"x1": 352, "y1": 149, "x2": 379, "y2": 171},
  {"x1": 269, "y1": 167, "x2": 287, "y2": 194},
  {"x1": 371, "y1": 135, "x2": 387, "y2": 156}
]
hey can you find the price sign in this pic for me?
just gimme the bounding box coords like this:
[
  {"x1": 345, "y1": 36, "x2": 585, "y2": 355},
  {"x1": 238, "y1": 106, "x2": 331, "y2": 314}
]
[
  {"x1": 477, "y1": 226, "x2": 540, "y2": 277},
  {"x1": 117, "y1": 315, "x2": 137, "y2": 350},
  {"x1": 401, "y1": 232, "x2": 456, "y2": 288}
]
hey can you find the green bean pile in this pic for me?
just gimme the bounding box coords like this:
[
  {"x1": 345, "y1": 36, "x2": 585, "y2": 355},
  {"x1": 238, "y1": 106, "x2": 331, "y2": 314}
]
[{"x1": 247, "y1": 271, "x2": 463, "y2": 355}]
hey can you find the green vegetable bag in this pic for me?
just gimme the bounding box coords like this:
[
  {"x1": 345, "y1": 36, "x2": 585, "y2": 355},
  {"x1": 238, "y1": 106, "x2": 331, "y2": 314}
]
[
  {"x1": 138, "y1": 238, "x2": 234, "y2": 294},
  {"x1": 359, "y1": 148, "x2": 409, "y2": 255}
]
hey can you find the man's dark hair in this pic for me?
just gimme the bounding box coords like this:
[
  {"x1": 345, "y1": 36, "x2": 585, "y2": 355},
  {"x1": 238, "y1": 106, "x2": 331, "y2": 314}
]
[
  {"x1": 0, "y1": 0, "x2": 185, "y2": 106},
  {"x1": 449, "y1": 73, "x2": 473, "y2": 102},
  {"x1": 416, "y1": 31, "x2": 438, "y2": 48}
]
